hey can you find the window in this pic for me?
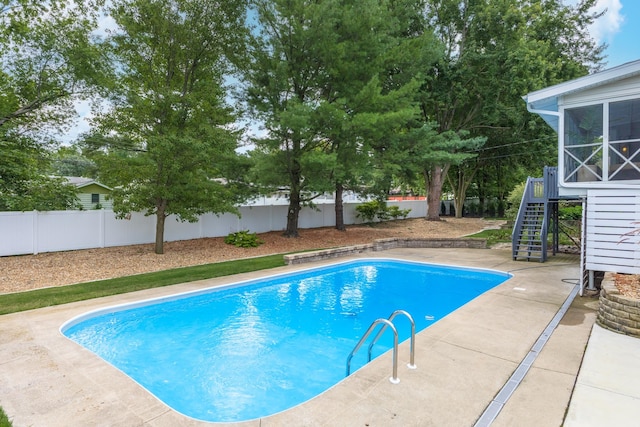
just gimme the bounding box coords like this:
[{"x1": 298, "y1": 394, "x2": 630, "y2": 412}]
[
  {"x1": 608, "y1": 99, "x2": 640, "y2": 181},
  {"x1": 563, "y1": 98, "x2": 640, "y2": 183},
  {"x1": 91, "y1": 193, "x2": 100, "y2": 204},
  {"x1": 563, "y1": 104, "x2": 603, "y2": 182}
]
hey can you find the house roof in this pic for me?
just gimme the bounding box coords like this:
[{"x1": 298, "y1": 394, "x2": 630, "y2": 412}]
[
  {"x1": 64, "y1": 177, "x2": 112, "y2": 191},
  {"x1": 523, "y1": 59, "x2": 640, "y2": 132}
]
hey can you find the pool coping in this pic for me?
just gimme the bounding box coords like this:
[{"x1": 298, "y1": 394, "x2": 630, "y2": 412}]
[{"x1": 0, "y1": 247, "x2": 594, "y2": 426}]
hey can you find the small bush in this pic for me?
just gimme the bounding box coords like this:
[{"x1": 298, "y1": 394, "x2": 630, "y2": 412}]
[
  {"x1": 387, "y1": 205, "x2": 411, "y2": 220},
  {"x1": 505, "y1": 182, "x2": 526, "y2": 221},
  {"x1": 356, "y1": 201, "x2": 411, "y2": 223},
  {"x1": 356, "y1": 200, "x2": 386, "y2": 223},
  {"x1": 224, "y1": 230, "x2": 264, "y2": 248},
  {"x1": 559, "y1": 205, "x2": 582, "y2": 220}
]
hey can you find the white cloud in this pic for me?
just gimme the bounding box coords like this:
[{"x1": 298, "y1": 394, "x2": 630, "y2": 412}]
[{"x1": 587, "y1": 0, "x2": 624, "y2": 43}]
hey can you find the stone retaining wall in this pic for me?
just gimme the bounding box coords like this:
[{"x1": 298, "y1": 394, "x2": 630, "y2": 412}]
[
  {"x1": 597, "y1": 273, "x2": 640, "y2": 338},
  {"x1": 284, "y1": 238, "x2": 487, "y2": 265}
]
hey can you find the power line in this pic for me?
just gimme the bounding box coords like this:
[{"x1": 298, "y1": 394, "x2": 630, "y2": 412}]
[{"x1": 464, "y1": 136, "x2": 556, "y2": 153}]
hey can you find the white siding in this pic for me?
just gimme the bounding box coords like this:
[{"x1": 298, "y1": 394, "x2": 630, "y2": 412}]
[
  {"x1": 77, "y1": 193, "x2": 113, "y2": 210},
  {"x1": 586, "y1": 189, "x2": 640, "y2": 274},
  {"x1": 562, "y1": 75, "x2": 640, "y2": 107}
]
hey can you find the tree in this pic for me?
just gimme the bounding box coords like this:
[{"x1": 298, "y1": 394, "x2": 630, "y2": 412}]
[
  {"x1": 0, "y1": 136, "x2": 81, "y2": 210},
  {"x1": 420, "y1": 0, "x2": 605, "y2": 218},
  {"x1": 49, "y1": 145, "x2": 98, "y2": 178},
  {"x1": 245, "y1": 0, "x2": 344, "y2": 237},
  {"x1": 1, "y1": 0, "x2": 105, "y2": 210},
  {"x1": 319, "y1": 0, "x2": 439, "y2": 230},
  {"x1": 408, "y1": 123, "x2": 485, "y2": 219},
  {"x1": 246, "y1": 0, "x2": 437, "y2": 235},
  {"x1": 85, "y1": 0, "x2": 251, "y2": 254}
]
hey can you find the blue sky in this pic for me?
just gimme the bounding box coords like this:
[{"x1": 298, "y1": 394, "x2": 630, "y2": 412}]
[{"x1": 589, "y1": 0, "x2": 639, "y2": 67}]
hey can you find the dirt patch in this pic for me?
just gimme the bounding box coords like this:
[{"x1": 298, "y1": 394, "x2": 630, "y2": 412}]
[{"x1": 0, "y1": 217, "x2": 504, "y2": 294}]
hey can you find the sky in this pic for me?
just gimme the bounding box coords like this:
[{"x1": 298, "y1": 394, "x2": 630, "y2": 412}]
[
  {"x1": 61, "y1": 0, "x2": 640, "y2": 144},
  {"x1": 587, "y1": 0, "x2": 639, "y2": 68}
]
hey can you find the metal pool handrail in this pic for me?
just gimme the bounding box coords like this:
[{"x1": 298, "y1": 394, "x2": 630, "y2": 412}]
[
  {"x1": 367, "y1": 310, "x2": 416, "y2": 370},
  {"x1": 346, "y1": 318, "x2": 400, "y2": 383}
]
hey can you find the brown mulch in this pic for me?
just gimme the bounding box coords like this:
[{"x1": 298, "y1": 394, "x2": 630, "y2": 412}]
[
  {"x1": 0, "y1": 217, "x2": 505, "y2": 295},
  {"x1": 614, "y1": 273, "x2": 640, "y2": 300}
]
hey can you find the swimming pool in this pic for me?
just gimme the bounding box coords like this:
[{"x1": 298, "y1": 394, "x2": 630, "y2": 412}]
[{"x1": 61, "y1": 258, "x2": 511, "y2": 423}]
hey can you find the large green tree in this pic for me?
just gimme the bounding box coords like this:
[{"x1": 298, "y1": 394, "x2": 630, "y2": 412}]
[
  {"x1": 246, "y1": 0, "x2": 346, "y2": 237},
  {"x1": 246, "y1": 0, "x2": 436, "y2": 235},
  {"x1": 320, "y1": 0, "x2": 439, "y2": 230},
  {"x1": 1, "y1": 0, "x2": 104, "y2": 210},
  {"x1": 420, "y1": 0, "x2": 605, "y2": 218},
  {"x1": 85, "y1": 0, "x2": 251, "y2": 254}
]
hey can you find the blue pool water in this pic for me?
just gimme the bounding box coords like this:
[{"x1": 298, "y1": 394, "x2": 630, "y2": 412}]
[{"x1": 61, "y1": 258, "x2": 511, "y2": 422}]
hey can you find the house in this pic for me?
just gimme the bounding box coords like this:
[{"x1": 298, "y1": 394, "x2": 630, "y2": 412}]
[
  {"x1": 65, "y1": 177, "x2": 113, "y2": 210},
  {"x1": 520, "y1": 60, "x2": 640, "y2": 288}
]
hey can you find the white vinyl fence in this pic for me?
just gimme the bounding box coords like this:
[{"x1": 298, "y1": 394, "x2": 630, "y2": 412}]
[{"x1": 0, "y1": 200, "x2": 426, "y2": 256}]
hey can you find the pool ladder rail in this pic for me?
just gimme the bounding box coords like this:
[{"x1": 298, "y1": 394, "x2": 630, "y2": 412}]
[{"x1": 345, "y1": 310, "x2": 417, "y2": 384}]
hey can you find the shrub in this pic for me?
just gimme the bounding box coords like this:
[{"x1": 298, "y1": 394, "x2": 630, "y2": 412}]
[
  {"x1": 559, "y1": 204, "x2": 582, "y2": 220},
  {"x1": 224, "y1": 230, "x2": 264, "y2": 248},
  {"x1": 505, "y1": 182, "x2": 526, "y2": 221},
  {"x1": 356, "y1": 201, "x2": 411, "y2": 223},
  {"x1": 356, "y1": 200, "x2": 386, "y2": 223},
  {"x1": 387, "y1": 205, "x2": 411, "y2": 220}
]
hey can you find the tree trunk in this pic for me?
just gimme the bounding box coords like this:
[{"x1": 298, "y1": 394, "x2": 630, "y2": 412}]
[
  {"x1": 425, "y1": 165, "x2": 446, "y2": 221},
  {"x1": 334, "y1": 181, "x2": 345, "y2": 231},
  {"x1": 453, "y1": 197, "x2": 465, "y2": 218},
  {"x1": 284, "y1": 157, "x2": 302, "y2": 238},
  {"x1": 154, "y1": 202, "x2": 167, "y2": 254},
  {"x1": 285, "y1": 197, "x2": 301, "y2": 237},
  {"x1": 447, "y1": 164, "x2": 477, "y2": 218}
]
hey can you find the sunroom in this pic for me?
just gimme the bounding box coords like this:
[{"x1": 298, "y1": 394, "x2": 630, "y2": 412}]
[{"x1": 524, "y1": 59, "x2": 640, "y2": 196}]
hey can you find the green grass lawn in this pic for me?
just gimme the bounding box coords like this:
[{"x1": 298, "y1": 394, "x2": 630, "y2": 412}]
[
  {"x1": 467, "y1": 228, "x2": 512, "y2": 246},
  {"x1": 0, "y1": 254, "x2": 285, "y2": 316},
  {"x1": 0, "y1": 406, "x2": 12, "y2": 427}
]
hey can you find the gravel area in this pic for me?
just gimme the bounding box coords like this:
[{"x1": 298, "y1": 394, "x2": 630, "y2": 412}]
[{"x1": 0, "y1": 217, "x2": 504, "y2": 294}]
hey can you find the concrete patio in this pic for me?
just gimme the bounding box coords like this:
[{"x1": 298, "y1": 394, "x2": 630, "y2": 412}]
[{"x1": 0, "y1": 247, "x2": 637, "y2": 426}]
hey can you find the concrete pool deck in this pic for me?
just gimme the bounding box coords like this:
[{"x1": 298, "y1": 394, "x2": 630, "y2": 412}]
[{"x1": 0, "y1": 247, "x2": 637, "y2": 426}]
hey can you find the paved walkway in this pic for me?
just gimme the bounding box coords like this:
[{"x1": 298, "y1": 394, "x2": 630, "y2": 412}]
[
  {"x1": 0, "y1": 248, "x2": 636, "y2": 426},
  {"x1": 565, "y1": 324, "x2": 640, "y2": 426}
]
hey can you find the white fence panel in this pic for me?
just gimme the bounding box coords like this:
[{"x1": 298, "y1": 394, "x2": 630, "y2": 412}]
[
  {"x1": 0, "y1": 199, "x2": 428, "y2": 256},
  {"x1": 36, "y1": 210, "x2": 103, "y2": 253},
  {"x1": 299, "y1": 204, "x2": 330, "y2": 229},
  {"x1": 164, "y1": 215, "x2": 203, "y2": 242},
  {"x1": 388, "y1": 200, "x2": 427, "y2": 218},
  {"x1": 201, "y1": 212, "x2": 241, "y2": 237},
  {"x1": 104, "y1": 212, "x2": 156, "y2": 247},
  {"x1": 0, "y1": 211, "x2": 36, "y2": 256}
]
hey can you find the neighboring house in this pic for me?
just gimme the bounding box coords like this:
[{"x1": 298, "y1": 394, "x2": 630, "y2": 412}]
[
  {"x1": 65, "y1": 177, "x2": 113, "y2": 210},
  {"x1": 522, "y1": 60, "x2": 640, "y2": 286}
]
